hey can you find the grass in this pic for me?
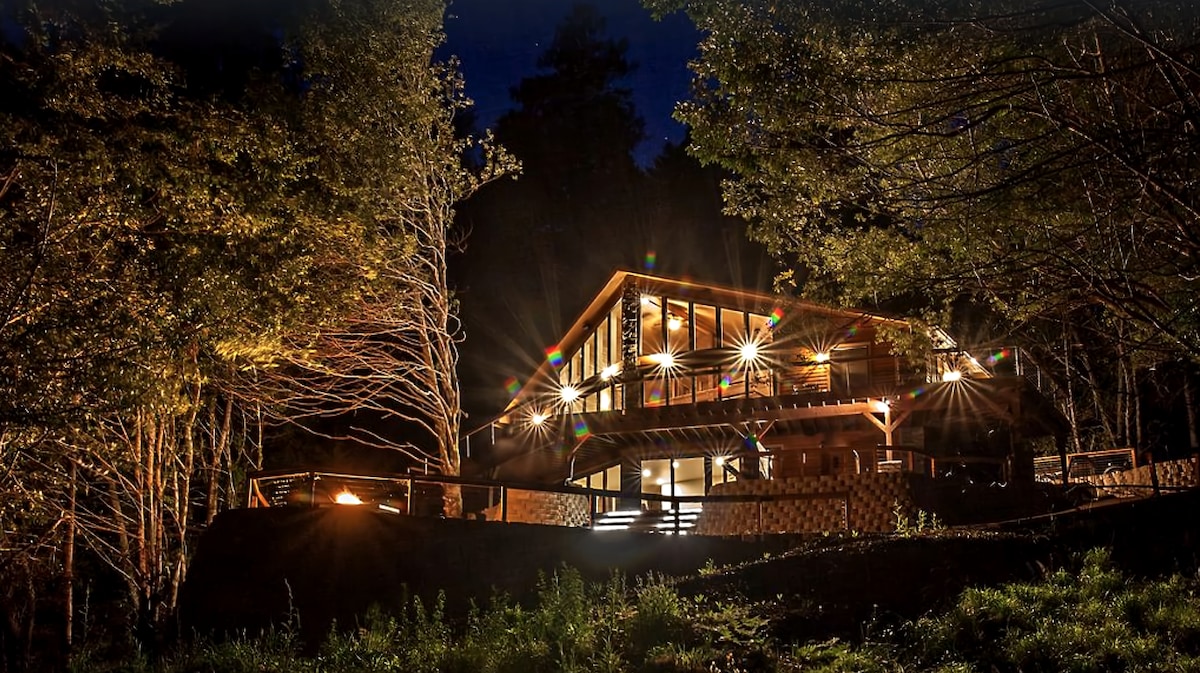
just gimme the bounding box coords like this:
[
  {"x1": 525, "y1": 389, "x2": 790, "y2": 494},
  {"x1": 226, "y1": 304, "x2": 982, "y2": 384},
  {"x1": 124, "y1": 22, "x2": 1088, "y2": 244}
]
[{"x1": 70, "y1": 548, "x2": 1200, "y2": 672}]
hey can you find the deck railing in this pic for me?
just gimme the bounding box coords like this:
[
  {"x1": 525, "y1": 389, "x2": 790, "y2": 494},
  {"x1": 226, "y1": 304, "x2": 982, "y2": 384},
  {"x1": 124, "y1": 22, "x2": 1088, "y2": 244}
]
[{"x1": 246, "y1": 469, "x2": 858, "y2": 534}]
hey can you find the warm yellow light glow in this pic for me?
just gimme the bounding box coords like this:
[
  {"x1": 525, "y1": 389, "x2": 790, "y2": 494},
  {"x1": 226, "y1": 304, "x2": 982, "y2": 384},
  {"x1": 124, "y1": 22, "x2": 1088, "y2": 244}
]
[
  {"x1": 739, "y1": 341, "x2": 760, "y2": 362},
  {"x1": 648, "y1": 352, "x2": 676, "y2": 368},
  {"x1": 642, "y1": 468, "x2": 652, "y2": 477},
  {"x1": 640, "y1": 295, "x2": 653, "y2": 306},
  {"x1": 714, "y1": 456, "x2": 726, "y2": 466},
  {"x1": 671, "y1": 460, "x2": 680, "y2": 469},
  {"x1": 813, "y1": 352, "x2": 831, "y2": 363},
  {"x1": 942, "y1": 370, "x2": 963, "y2": 382},
  {"x1": 600, "y1": 363, "x2": 620, "y2": 380},
  {"x1": 560, "y1": 385, "x2": 580, "y2": 403},
  {"x1": 530, "y1": 411, "x2": 548, "y2": 426},
  {"x1": 334, "y1": 490, "x2": 362, "y2": 506},
  {"x1": 871, "y1": 399, "x2": 891, "y2": 414},
  {"x1": 667, "y1": 315, "x2": 683, "y2": 331},
  {"x1": 655, "y1": 478, "x2": 667, "y2": 486}
]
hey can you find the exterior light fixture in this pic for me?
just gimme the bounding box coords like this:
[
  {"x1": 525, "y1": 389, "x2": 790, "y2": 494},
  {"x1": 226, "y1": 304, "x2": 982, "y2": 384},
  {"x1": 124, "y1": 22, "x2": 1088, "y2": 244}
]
[
  {"x1": 813, "y1": 352, "x2": 831, "y2": 363},
  {"x1": 714, "y1": 456, "x2": 726, "y2": 466},
  {"x1": 530, "y1": 411, "x2": 548, "y2": 426},
  {"x1": 334, "y1": 490, "x2": 363, "y2": 506},
  {"x1": 942, "y1": 370, "x2": 963, "y2": 382},
  {"x1": 739, "y1": 342, "x2": 760, "y2": 362},
  {"x1": 600, "y1": 363, "x2": 620, "y2": 380},
  {"x1": 640, "y1": 295, "x2": 653, "y2": 306},
  {"x1": 649, "y1": 352, "x2": 676, "y2": 368},
  {"x1": 871, "y1": 399, "x2": 891, "y2": 414},
  {"x1": 560, "y1": 385, "x2": 580, "y2": 403}
]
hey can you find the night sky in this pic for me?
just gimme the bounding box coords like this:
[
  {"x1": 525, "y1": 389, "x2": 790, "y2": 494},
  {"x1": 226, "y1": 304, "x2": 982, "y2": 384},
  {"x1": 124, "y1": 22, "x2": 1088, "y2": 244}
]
[{"x1": 441, "y1": 0, "x2": 700, "y2": 166}]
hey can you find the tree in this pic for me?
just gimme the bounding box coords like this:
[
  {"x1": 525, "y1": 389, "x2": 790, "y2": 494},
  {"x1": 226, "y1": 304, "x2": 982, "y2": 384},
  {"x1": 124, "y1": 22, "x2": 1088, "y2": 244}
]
[
  {"x1": 1, "y1": 0, "x2": 502, "y2": 653},
  {"x1": 651, "y1": 0, "x2": 1200, "y2": 447},
  {"x1": 454, "y1": 3, "x2": 651, "y2": 414}
]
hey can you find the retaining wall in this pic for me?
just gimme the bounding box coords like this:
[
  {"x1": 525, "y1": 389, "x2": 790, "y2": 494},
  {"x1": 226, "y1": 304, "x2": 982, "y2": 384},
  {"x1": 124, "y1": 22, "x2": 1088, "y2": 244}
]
[
  {"x1": 482, "y1": 488, "x2": 590, "y2": 527},
  {"x1": 695, "y1": 473, "x2": 918, "y2": 535},
  {"x1": 1086, "y1": 456, "x2": 1200, "y2": 497}
]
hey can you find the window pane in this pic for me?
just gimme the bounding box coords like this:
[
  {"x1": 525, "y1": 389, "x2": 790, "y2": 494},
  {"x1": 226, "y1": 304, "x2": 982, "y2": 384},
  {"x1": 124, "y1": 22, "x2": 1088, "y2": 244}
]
[
  {"x1": 721, "y1": 309, "x2": 746, "y2": 394},
  {"x1": 692, "y1": 304, "x2": 718, "y2": 401},
  {"x1": 642, "y1": 459, "x2": 671, "y2": 510},
  {"x1": 640, "y1": 295, "x2": 664, "y2": 356}
]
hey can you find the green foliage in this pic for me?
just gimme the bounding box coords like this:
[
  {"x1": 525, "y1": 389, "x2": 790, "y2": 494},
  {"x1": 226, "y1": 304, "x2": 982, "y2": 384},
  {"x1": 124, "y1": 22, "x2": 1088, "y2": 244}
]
[
  {"x1": 628, "y1": 574, "x2": 689, "y2": 660},
  {"x1": 662, "y1": 0, "x2": 1200, "y2": 374},
  {"x1": 786, "y1": 639, "x2": 898, "y2": 673},
  {"x1": 911, "y1": 548, "x2": 1200, "y2": 672},
  {"x1": 64, "y1": 551, "x2": 1200, "y2": 673},
  {"x1": 892, "y1": 502, "x2": 943, "y2": 537},
  {"x1": 1, "y1": 0, "x2": 509, "y2": 656}
]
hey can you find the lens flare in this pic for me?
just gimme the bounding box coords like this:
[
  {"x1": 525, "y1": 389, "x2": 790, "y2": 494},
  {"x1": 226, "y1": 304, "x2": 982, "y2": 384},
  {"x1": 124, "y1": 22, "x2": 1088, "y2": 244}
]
[
  {"x1": 768, "y1": 307, "x2": 784, "y2": 328},
  {"x1": 986, "y1": 349, "x2": 1011, "y2": 365},
  {"x1": 545, "y1": 345, "x2": 564, "y2": 368},
  {"x1": 573, "y1": 419, "x2": 591, "y2": 441}
]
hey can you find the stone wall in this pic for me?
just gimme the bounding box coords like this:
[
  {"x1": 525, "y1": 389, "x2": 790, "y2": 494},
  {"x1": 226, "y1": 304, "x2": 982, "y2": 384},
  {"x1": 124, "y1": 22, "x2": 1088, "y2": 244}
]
[
  {"x1": 482, "y1": 488, "x2": 591, "y2": 527},
  {"x1": 694, "y1": 473, "x2": 918, "y2": 535},
  {"x1": 1085, "y1": 456, "x2": 1199, "y2": 497}
]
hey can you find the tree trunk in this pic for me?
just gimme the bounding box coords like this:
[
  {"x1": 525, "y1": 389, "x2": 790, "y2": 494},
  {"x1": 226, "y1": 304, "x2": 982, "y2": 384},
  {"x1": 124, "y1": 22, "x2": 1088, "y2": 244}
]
[
  {"x1": 64, "y1": 460, "x2": 76, "y2": 658},
  {"x1": 1186, "y1": 369, "x2": 1199, "y2": 453}
]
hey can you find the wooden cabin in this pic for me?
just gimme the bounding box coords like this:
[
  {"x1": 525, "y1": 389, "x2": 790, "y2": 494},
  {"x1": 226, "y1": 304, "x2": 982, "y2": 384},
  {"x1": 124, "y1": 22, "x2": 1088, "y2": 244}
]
[{"x1": 469, "y1": 271, "x2": 1069, "y2": 531}]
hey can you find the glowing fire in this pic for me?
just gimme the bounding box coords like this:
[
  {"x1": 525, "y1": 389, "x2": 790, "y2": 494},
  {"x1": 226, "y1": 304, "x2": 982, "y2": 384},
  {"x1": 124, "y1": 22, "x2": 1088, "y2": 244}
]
[{"x1": 334, "y1": 490, "x2": 363, "y2": 505}]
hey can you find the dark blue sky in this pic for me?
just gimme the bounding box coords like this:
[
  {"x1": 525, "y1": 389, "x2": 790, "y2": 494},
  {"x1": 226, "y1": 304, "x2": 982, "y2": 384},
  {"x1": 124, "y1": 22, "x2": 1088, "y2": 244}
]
[{"x1": 441, "y1": 0, "x2": 700, "y2": 165}]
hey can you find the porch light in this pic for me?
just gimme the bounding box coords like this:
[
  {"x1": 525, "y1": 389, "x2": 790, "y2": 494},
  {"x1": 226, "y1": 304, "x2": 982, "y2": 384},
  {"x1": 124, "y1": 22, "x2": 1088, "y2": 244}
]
[
  {"x1": 738, "y1": 341, "x2": 760, "y2": 362},
  {"x1": 648, "y1": 351, "x2": 676, "y2": 368},
  {"x1": 600, "y1": 363, "x2": 620, "y2": 380},
  {"x1": 334, "y1": 490, "x2": 362, "y2": 506},
  {"x1": 813, "y1": 352, "x2": 831, "y2": 363},
  {"x1": 942, "y1": 370, "x2": 963, "y2": 382},
  {"x1": 530, "y1": 411, "x2": 548, "y2": 426},
  {"x1": 560, "y1": 385, "x2": 580, "y2": 403},
  {"x1": 871, "y1": 399, "x2": 891, "y2": 413},
  {"x1": 714, "y1": 456, "x2": 726, "y2": 466}
]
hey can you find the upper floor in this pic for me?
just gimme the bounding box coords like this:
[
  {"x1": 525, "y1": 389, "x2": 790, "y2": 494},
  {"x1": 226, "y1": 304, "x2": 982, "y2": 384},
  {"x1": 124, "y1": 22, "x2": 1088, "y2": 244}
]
[{"x1": 499, "y1": 270, "x2": 970, "y2": 425}]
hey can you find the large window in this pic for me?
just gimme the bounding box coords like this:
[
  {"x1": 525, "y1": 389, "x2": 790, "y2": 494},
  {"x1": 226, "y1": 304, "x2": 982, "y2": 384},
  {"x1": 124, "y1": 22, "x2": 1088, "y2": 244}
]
[
  {"x1": 641, "y1": 457, "x2": 706, "y2": 511},
  {"x1": 571, "y1": 464, "x2": 622, "y2": 513},
  {"x1": 561, "y1": 294, "x2": 777, "y2": 413},
  {"x1": 567, "y1": 301, "x2": 626, "y2": 414}
]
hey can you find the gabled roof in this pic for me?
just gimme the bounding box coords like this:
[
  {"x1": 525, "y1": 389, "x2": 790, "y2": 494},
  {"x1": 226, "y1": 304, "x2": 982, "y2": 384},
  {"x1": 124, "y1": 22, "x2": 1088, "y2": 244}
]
[{"x1": 501, "y1": 269, "x2": 939, "y2": 416}]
